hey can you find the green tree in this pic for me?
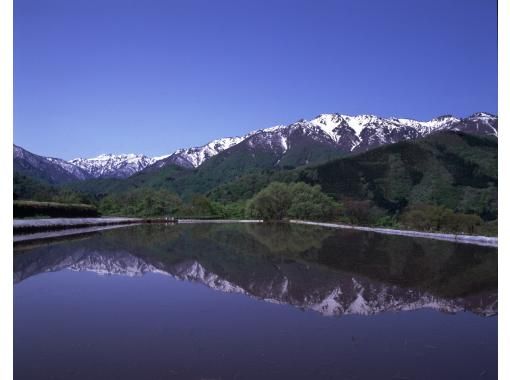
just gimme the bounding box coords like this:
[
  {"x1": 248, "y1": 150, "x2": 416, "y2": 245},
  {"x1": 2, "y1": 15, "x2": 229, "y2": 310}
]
[
  {"x1": 400, "y1": 204, "x2": 446, "y2": 231},
  {"x1": 287, "y1": 183, "x2": 341, "y2": 220},
  {"x1": 342, "y1": 199, "x2": 386, "y2": 225},
  {"x1": 99, "y1": 188, "x2": 182, "y2": 217},
  {"x1": 399, "y1": 204, "x2": 483, "y2": 233},
  {"x1": 246, "y1": 182, "x2": 292, "y2": 220},
  {"x1": 246, "y1": 182, "x2": 341, "y2": 221}
]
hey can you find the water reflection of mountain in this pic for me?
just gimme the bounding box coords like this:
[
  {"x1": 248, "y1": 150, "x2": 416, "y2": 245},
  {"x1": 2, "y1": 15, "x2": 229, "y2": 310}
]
[{"x1": 14, "y1": 223, "x2": 497, "y2": 317}]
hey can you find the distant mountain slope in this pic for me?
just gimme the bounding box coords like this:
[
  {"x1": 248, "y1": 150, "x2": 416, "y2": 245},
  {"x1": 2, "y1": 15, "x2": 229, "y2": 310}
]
[
  {"x1": 13, "y1": 145, "x2": 91, "y2": 184},
  {"x1": 300, "y1": 131, "x2": 498, "y2": 218},
  {"x1": 66, "y1": 163, "x2": 192, "y2": 196},
  {"x1": 209, "y1": 131, "x2": 497, "y2": 221},
  {"x1": 138, "y1": 114, "x2": 498, "y2": 198}
]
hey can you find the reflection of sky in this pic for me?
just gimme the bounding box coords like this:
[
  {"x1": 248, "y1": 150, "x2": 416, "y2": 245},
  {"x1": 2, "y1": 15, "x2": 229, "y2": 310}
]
[{"x1": 15, "y1": 270, "x2": 497, "y2": 380}]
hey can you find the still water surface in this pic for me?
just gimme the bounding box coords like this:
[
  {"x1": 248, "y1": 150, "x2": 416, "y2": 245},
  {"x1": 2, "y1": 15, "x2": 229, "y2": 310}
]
[{"x1": 14, "y1": 223, "x2": 497, "y2": 379}]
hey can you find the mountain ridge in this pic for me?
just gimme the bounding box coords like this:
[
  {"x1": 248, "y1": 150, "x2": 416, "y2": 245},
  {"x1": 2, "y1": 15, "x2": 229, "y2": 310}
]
[
  {"x1": 14, "y1": 111, "x2": 498, "y2": 182},
  {"x1": 14, "y1": 144, "x2": 91, "y2": 184}
]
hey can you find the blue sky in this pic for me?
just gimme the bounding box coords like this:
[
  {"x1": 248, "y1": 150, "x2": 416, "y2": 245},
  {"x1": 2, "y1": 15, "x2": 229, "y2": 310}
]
[{"x1": 14, "y1": 0, "x2": 497, "y2": 159}]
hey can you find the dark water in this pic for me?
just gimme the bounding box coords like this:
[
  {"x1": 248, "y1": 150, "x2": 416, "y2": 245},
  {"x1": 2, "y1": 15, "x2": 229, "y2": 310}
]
[{"x1": 14, "y1": 223, "x2": 497, "y2": 380}]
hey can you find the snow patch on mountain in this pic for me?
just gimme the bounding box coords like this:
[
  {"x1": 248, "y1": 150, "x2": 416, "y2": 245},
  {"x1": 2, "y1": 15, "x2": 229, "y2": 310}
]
[
  {"x1": 153, "y1": 133, "x2": 258, "y2": 169},
  {"x1": 45, "y1": 157, "x2": 90, "y2": 180},
  {"x1": 70, "y1": 153, "x2": 156, "y2": 178},
  {"x1": 172, "y1": 136, "x2": 246, "y2": 168}
]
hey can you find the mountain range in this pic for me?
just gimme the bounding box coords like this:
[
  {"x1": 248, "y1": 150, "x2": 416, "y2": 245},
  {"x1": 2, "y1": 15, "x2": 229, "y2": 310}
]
[{"x1": 13, "y1": 112, "x2": 498, "y2": 183}]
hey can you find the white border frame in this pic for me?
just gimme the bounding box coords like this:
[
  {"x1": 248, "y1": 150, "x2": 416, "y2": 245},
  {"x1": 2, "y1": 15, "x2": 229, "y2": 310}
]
[
  {"x1": 1, "y1": 0, "x2": 505, "y2": 379},
  {"x1": 498, "y1": 0, "x2": 508, "y2": 378},
  {"x1": 0, "y1": 0, "x2": 14, "y2": 378}
]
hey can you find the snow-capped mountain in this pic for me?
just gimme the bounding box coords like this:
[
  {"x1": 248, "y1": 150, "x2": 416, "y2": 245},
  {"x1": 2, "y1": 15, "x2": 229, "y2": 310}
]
[
  {"x1": 69, "y1": 153, "x2": 156, "y2": 179},
  {"x1": 151, "y1": 134, "x2": 256, "y2": 169},
  {"x1": 152, "y1": 111, "x2": 497, "y2": 171},
  {"x1": 69, "y1": 111, "x2": 497, "y2": 177},
  {"x1": 259, "y1": 111, "x2": 496, "y2": 155},
  {"x1": 14, "y1": 112, "x2": 498, "y2": 180}
]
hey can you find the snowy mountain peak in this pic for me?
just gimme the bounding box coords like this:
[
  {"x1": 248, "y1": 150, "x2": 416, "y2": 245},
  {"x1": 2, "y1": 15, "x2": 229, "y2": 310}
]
[
  {"x1": 469, "y1": 112, "x2": 497, "y2": 119},
  {"x1": 152, "y1": 132, "x2": 257, "y2": 169},
  {"x1": 73, "y1": 153, "x2": 145, "y2": 162},
  {"x1": 434, "y1": 114, "x2": 456, "y2": 120},
  {"x1": 69, "y1": 153, "x2": 156, "y2": 179},
  {"x1": 261, "y1": 124, "x2": 288, "y2": 133}
]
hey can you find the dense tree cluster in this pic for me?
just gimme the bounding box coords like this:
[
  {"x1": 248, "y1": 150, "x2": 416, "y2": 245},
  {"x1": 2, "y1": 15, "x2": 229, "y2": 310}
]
[
  {"x1": 14, "y1": 173, "x2": 94, "y2": 205},
  {"x1": 246, "y1": 182, "x2": 342, "y2": 221},
  {"x1": 99, "y1": 189, "x2": 182, "y2": 217},
  {"x1": 95, "y1": 182, "x2": 343, "y2": 221},
  {"x1": 98, "y1": 189, "x2": 228, "y2": 218},
  {"x1": 399, "y1": 204, "x2": 483, "y2": 234}
]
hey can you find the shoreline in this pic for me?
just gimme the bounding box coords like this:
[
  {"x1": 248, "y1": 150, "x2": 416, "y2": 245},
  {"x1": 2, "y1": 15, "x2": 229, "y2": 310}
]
[
  {"x1": 177, "y1": 219, "x2": 263, "y2": 224},
  {"x1": 13, "y1": 224, "x2": 140, "y2": 246},
  {"x1": 13, "y1": 217, "x2": 262, "y2": 233},
  {"x1": 290, "y1": 220, "x2": 498, "y2": 248},
  {"x1": 12, "y1": 218, "x2": 263, "y2": 244},
  {"x1": 13, "y1": 217, "x2": 497, "y2": 247},
  {"x1": 13, "y1": 217, "x2": 142, "y2": 234}
]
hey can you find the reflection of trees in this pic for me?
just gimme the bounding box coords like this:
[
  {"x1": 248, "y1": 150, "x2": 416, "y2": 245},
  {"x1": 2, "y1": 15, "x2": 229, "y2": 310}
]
[
  {"x1": 242, "y1": 223, "x2": 333, "y2": 256},
  {"x1": 89, "y1": 225, "x2": 185, "y2": 263},
  {"x1": 14, "y1": 223, "x2": 497, "y2": 300},
  {"x1": 316, "y1": 230, "x2": 497, "y2": 298}
]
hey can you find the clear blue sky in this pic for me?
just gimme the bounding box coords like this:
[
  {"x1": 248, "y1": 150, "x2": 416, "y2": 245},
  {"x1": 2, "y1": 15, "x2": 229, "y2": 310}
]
[{"x1": 14, "y1": 0, "x2": 497, "y2": 159}]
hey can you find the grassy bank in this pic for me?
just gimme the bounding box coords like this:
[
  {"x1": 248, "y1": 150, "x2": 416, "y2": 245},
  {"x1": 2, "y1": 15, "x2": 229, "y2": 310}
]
[{"x1": 14, "y1": 200, "x2": 100, "y2": 218}]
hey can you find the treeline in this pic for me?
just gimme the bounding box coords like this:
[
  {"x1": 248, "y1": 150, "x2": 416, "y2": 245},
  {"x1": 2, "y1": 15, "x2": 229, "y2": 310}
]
[
  {"x1": 339, "y1": 199, "x2": 496, "y2": 235},
  {"x1": 92, "y1": 182, "x2": 496, "y2": 236},
  {"x1": 95, "y1": 183, "x2": 341, "y2": 220},
  {"x1": 14, "y1": 171, "x2": 497, "y2": 235},
  {"x1": 98, "y1": 188, "x2": 230, "y2": 219},
  {"x1": 14, "y1": 173, "x2": 94, "y2": 205},
  {"x1": 244, "y1": 182, "x2": 496, "y2": 235}
]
